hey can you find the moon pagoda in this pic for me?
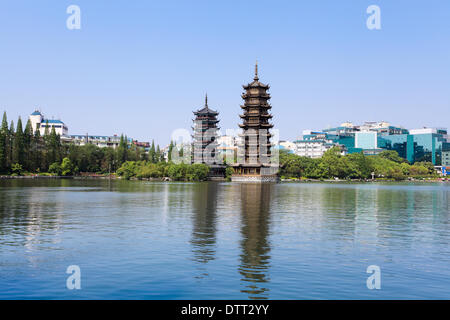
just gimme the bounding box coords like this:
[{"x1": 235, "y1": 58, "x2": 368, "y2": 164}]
[{"x1": 192, "y1": 94, "x2": 225, "y2": 179}]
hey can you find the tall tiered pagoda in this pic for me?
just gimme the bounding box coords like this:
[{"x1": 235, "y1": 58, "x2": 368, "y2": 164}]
[
  {"x1": 231, "y1": 63, "x2": 278, "y2": 182},
  {"x1": 192, "y1": 95, "x2": 225, "y2": 178}
]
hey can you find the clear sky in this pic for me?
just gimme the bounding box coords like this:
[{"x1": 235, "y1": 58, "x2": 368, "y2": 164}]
[{"x1": 1, "y1": 0, "x2": 449, "y2": 146}]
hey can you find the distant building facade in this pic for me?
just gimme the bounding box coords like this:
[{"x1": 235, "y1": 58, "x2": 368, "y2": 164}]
[
  {"x1": 29, "y1": 110, "x2": 68, "y2": 136},
  {"x1": 301, "y1": 121, "x2": 450, "y2": 165},
  {"x1": 68, "y1": 134, "x2": 124, "y2": 149},
  {"x1": 442, "y1": 151, "x2": 450, "y2": 167}
]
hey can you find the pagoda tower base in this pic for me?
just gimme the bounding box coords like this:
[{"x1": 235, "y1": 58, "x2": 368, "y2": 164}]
[
  {"x1": 231, "y1": 164, "x2": 279, "y2": 183},
  {"x1": 208, "y1": 164, "x2": 226, "y2": 180},
  {"x1": 231, "y1": 175, "x2": 279, "y2": 183}
]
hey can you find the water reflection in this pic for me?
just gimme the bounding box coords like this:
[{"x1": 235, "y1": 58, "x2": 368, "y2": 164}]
[
  {"x1": 190, "y1": 183, "x2": 218, "y2": 264},
  {"x1": 238, "y1": 183, "x2": 273, "y2": 299}
]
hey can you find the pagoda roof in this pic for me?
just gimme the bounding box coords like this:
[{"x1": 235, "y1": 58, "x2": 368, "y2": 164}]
[
  {"x1": 193, "y1": 94, "x2": 219, "y2": 115},
  {"x1": 243, "y1": 80, "x2": 269, "y2": 90},
  {"x1": 243, "y1": 61, "x2": 269, "y2": 89}
]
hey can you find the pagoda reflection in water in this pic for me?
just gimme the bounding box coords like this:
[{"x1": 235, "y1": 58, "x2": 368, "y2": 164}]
[{"x1": 238, "y1": 183, "x2": 273, "y2": 299}]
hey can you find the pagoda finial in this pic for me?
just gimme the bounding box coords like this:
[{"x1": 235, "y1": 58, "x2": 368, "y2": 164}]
[
  {"x1": 254, "y1": 60, "x2": 259, "y2": 80},
  {"x1": 205, "y1": 93, "x2": 208, "y2": 107}
]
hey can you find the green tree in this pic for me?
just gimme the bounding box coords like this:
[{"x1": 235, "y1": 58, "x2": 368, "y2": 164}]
[
  {"x1": 61, "y1": 157, "x2": 75, "y2": 176},
  {"x1": 0, "y1": 112, "x2": 9, "y2": 173},
  {"x1": 32, "y1": 129, "x2": 43, "y2": 172},
  {"x1": 23, "y1": 119, "x2": 33, "y2": 171},
  {"x1": 12, "y1": 117, "x2": 25, "y2": 167},
  {"x1": 149, "y1": 140, "x2": 156, "y2": 163},
  {"x1": 379, "y1": 150, "x2": 407, "y2": 164},
  {"x1": 49, "y1": 162, "x2": 62, "y2": 175},
  {"x1": 46, "y1": 126, "x2": 61, "y2": 166},
  {"x1": 11, "y1": 163, "x2": 23, "y2": 176},
  {"x1": 117, "y1": 134, "x2": 128, "y2": 166},
  {"x1": 168, "y1": 141, "x2": 174, "y2": 162}
]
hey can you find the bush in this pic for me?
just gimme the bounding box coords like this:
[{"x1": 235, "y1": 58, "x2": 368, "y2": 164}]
[
  {"x1": 61, "y1": 157, "x2": 75, "y2": 176},
  {"x1": 11, "y1": 163, "x2": 24, "y2": 176},
  {"x1": 48, "y1": 162, "x2": 62, "y2": 176}
]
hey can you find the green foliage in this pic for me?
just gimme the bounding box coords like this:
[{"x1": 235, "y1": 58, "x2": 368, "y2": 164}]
[
  {"x1": 0, "y1": 111, "x2": 160, "y2": 176},
  {"x1": 279, "y1": 149, "x2": 437, "y2": 180},
  {"x1": 225, "y1": 167, "x2": 234, "y2": 181},
  {"x1": 116, "y1": 161, "x2": 139, "y2": 180},
  {"x1": 11, "y1": 163, "x2": 23, "y2": 176},
  {"x1": 379, "y1": 150, "x2": 408, "y2": 164},
  {"x1": 116, "y1": 161, "x2": 210, "y2": 181},
  {"x1": 187, "y1": 164, "x2": 210, "y2": 181},
  {"x1": 48, "y1": 162, "x2": 62, "y2": 176},
  {"x1": 61, "y1": 157, "x2": 75, "y2": 176}
]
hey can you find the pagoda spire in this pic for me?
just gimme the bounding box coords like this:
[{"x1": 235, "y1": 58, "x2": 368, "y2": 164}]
[
  {"x1": 254, "y1": 60, "x2": 259, "y2": 80},
  {"x1": 205, "y1": 93, "x2": 208, "y2": 107}
]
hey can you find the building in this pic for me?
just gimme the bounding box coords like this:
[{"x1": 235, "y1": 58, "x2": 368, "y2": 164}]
[
  {"x1": 442, "y1": 151, "x2": 450, "y2": 167},
  {"x1": 29, "y1": 110, "x2": 68, "y2": 136},
  {"x1": 192, "y1": 95, "x2": 225, "y2": 178},
  {"x1": 295, "y1": 140, "x2": 337, "y2": 158},
  {"x1": 355, "y1": 131, "x2": 377, "y2": 149},
  {"x1": 305, "y1": 122, "x2": 450, "y2": 165},
  {"x1": 68, "y1": 134, "x2": 125, "y2": 149},
  {"x1": 379, "y1": 127, "x2": 450, "y2": 165},
  {"x1": 231, "y1": 63, "x2": 278, "y2": 182},
  {"x1": 292, "y1": 130, "x2": 346, "y2": 158}
]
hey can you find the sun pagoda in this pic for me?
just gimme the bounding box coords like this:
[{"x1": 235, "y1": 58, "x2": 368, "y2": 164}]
[{"x1": 231, "y1": 63, "x2": 279, "y2": 182}]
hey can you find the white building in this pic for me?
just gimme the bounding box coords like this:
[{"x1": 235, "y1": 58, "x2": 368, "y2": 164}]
[
  {"x1": 69, "y1": 135, "x2": 123, "y2": 149},
  {"x1": 29, "y1": 110, "x2": 68, "y2": 136},
  {"x1": 294, "y1": 140, "x2": 337, "y2": 158}
]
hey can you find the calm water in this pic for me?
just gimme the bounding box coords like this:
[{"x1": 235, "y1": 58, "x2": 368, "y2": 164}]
[{"x1": 0, "y1": 179, "x2": 449, "y2": 300}]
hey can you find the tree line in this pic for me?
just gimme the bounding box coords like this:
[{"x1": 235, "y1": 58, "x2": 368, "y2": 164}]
[
  {"x1": 280, "y1": 147, "x2": 438, "y2": 180},
  {"x1": 0, "y1": 111, "x2": 167, "y2": 176}
]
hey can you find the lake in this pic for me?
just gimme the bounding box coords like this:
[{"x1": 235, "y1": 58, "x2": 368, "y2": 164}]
[{"x1": 0, "y1": 179, "x2": 449, "y2": 299}]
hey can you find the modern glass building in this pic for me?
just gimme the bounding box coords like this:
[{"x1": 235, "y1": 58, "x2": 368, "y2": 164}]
[
  {"x1": 441, "y1": 151, "x2": 450, "y2": 167},
  {"x1": 355, "y1": 132, "x2": 377, "y2": 149},
  {"x1": 379, "y1": 128, "x2": 450, "y2": 165},
  {"x1": 303, "y1": 123, "x2": 450, "y2": 165}
]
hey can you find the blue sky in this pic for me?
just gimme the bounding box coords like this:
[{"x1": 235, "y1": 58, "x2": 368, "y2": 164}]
[{"x1": 0, "y1": 0, "x2": 449, "y2": 145}]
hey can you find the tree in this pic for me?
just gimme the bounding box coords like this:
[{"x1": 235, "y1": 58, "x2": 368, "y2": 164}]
[
  {"x1": 0, "y1": 112, "x2": 8, "y2": 173},
  {"x1": 346, "y1": 152, "x2": 372, "y2": 179},
  {"x1": 61, "y1": 157, "x2": 75, "y2": 176},
  {"x1": 379, "y1": 150, "x2": 407, "y2": 164},
  {"x1": 9, "y1": 120, "x2": 14, "y2": 169},
  {"x1": 117, "y1": 134, "x2": 128, "y2": 166},
  {"x1": 149, "y1": 140, "x2": 156, "y2": 163},
  {"x1": 32, "y1": 129, "x2": 42, "y2": 172},
  {"x1": 23, "y1": 119, "x2": 33, "y2": 171},
  {"x1": 12, "y1": 117, "x2": 25, "y2": 167},
  {"x1": 11, "y1": 163, "x2": 23, "y2": 176},
  {"x1": 168, "y1": 141, "x2": 174, "y2": 162},
  {"x1": 49, "y1": 162, "x2": 62, "y2": 176},
  {"x1": 46, "y1": 126, "x2": 61, "y2": 166},
  {"x1": 156, "y1": 145, "x2": 161, "y2": 162}
]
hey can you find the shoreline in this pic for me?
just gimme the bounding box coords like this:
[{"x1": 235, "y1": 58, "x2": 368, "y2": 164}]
[{"x1": 0, "y1": 175, "x2": 448, "y2": 183}]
